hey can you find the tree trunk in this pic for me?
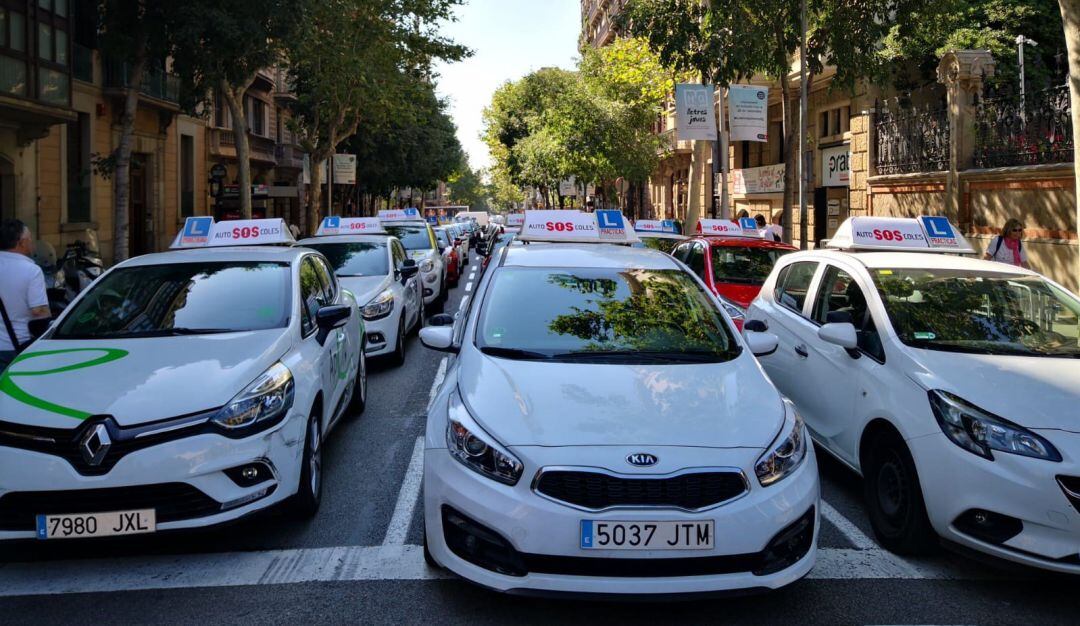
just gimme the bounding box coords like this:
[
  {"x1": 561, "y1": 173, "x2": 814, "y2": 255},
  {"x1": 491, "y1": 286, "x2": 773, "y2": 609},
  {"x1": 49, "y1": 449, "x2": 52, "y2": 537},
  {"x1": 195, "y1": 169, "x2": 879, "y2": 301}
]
[
  {"x1": 1060, "y1": 0, "x2": 1080, "y2": 291},
  {"x1": 309, "y1": 156, "x2": 326, "y2": 228},
  {"x1": 111, "y1": 31, "x2": 148, "y2": 264},
  {"x1": 221, "y1": 81, "x2": 253, "y2": 219},
  {"x1": 780, "y1": 71, "x2": 796, "y2": 245}
]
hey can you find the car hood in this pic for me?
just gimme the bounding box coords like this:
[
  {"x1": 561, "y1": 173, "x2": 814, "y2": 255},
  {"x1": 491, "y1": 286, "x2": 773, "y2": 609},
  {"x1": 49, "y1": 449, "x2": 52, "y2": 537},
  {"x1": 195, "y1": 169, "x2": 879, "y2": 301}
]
[
  {"x1": 0, "y1": 331, "x2": 288, "y2": 429},
  {"x1": 408, "y1": 249, "x2": 435, "y2": 264},
  {"x1": 339, "y1": 275, "x2": 390, "y2": 306},
  {"x1": 457, "y1": 351, "x2": 784, "y2": 448},
  {"x1": 906, "y1": 348, "x2": 1080, "y2": 432}
]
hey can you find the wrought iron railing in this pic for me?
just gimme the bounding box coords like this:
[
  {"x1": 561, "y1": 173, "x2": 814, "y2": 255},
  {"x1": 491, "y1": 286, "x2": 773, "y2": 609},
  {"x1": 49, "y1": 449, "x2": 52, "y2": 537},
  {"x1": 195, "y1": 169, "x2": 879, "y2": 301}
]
[
  {"x1": 973, "y1": 84, "x2": 1073, "y2": 168},
  {"x1": 874, "y1": 101, "x2": 950, "y2": 175},
  {"x1": 103, "y1": 59, "x2": 180, "y2": 103}
]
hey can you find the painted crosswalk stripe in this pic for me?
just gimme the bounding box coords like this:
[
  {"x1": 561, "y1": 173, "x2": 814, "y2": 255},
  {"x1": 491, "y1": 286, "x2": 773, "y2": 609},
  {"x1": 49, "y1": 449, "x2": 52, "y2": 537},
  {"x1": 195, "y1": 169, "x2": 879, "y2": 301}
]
[
  {"x1": 382, "y1": 437, "x2": 426, "y2": 546},
  {"x1": 821, "y1": 501, "x2": 877, "y2": 550},
  {"x1": 0, "y1": 544, "x2": 1028, "y2": 598}
]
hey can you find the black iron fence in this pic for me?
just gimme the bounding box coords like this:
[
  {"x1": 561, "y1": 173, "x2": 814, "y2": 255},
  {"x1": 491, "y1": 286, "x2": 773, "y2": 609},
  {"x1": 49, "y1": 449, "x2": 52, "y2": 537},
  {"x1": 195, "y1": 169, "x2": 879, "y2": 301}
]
[
  {"x1": 874, "y1": 101, "x2": 951, "y2": 175},
  {"x1": 973, "y1": 84, "x2": 1073, "y2": 168}
]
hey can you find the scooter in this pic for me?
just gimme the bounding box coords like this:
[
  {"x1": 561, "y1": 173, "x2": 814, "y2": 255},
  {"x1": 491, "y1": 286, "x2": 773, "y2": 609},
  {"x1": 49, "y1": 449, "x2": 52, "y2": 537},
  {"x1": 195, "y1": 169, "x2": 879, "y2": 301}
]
[
  {"x1": 59, "y1": 232, "x2": 104, "y2": 296},
  {"x1": 32, "y1": 241, "x2": 71, "y2": 318}
]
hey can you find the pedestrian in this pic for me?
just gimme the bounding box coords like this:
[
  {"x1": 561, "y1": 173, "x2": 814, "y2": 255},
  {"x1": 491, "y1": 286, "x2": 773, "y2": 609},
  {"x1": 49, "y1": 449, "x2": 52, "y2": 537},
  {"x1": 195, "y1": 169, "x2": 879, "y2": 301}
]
[
  {"x1": 754, "y1": 214, "x2": 767, "y2": 229},
  {"x1": 0, "y1": 219, "x2": 51, "y2": 373},
  {"x1": 984, "y1": 218, "x2": 1030, "y2": 269},
  {"x1": 765, "y1": 212, "x2": 784, "y2": 242}
]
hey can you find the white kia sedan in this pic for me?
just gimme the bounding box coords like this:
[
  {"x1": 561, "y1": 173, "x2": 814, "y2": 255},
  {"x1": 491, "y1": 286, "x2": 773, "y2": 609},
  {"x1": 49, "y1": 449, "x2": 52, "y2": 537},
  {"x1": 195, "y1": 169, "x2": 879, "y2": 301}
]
[{"x1": 419, "y1": 232, "x2": 819, "y2": 595}]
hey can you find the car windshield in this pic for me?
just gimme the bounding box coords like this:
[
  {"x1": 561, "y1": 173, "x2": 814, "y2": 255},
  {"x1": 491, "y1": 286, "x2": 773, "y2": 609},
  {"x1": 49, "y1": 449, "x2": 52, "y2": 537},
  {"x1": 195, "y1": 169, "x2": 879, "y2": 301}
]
[
  {"x1": 634, "y1": 236, "x2": 681, "y2": 254},
  {"x1": 872, "y1": 268, "x2": 1080, "y2": 357},
  {"x1": 304, "y1": 242, "x2": 388, "y2": 277},
  {"x1": 711, "y1": 246, "x2": 791, "y2": 285},
  {"x1": 54, "y1": 262, "x2": 291, "y2": 339},
  {"x1": 477, "y1": 267, "x2": 739, "y2": 362},
  {"x1": 384, "y1": 225, "x2": 433, "y2": 251}
]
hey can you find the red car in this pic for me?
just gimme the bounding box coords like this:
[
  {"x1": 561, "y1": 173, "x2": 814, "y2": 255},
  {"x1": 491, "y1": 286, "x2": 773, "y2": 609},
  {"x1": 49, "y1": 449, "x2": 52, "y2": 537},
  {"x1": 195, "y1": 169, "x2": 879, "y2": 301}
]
[
  {"x1": 672, "y1": 235, "x2": 798, "y2": 329},
  {"x1": 435, "y1": 227, "x2": 461, "y2": 287}
]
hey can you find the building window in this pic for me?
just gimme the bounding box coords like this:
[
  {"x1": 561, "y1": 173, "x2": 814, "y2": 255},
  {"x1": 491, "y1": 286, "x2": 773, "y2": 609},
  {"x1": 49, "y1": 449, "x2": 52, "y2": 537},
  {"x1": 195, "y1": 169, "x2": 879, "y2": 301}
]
[
  {"x1": 180, "y1": 134, "x2": 195, "y2": 217},
  {"x1": 247, "y1": 96, "x2": 266, "y2": 136},
  {"x1": 66, "y1": 112, "x2": 90, "y2": 223},
  {"x1": 819, "y1": 106, "x2": 850, "y2": 140}
]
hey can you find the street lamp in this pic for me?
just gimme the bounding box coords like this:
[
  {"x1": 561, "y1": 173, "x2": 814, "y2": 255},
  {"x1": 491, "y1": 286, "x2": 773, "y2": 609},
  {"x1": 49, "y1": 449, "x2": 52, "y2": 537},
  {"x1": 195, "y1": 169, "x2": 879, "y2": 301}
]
[{"x1": 1017, "y1": 35, "x2": 1038, "y2": 123}]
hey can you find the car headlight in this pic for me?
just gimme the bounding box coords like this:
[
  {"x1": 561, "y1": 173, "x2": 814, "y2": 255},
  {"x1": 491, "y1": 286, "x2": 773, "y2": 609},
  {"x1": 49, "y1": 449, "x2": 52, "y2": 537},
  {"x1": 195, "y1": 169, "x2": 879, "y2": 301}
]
[
  {"x1": 755, "y1": 400, "x2": 808, "y2": 486},
  {"x1": 212, "y1": 362, "x2": 295, "y2": 435},
  {"x1": 420, "y1": 258, "x2": 434, "y2": 273},
  {"x1": 361, "y1": 289, "x2": 394, "y2": 321},
  {"x1": 928, "y1": 390, "x2": 1061, "y2": 462},
  {"x1": 717, "y1": 296, "x2": 745, "y2": 323},
  {"x1": 446, "y1": 389, "x2": 523, "y2": 485}
]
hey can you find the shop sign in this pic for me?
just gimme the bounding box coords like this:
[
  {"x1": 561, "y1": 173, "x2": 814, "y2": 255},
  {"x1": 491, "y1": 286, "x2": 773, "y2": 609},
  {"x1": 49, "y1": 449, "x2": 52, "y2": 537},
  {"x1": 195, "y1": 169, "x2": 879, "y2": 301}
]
[
  {"x1": 733, "y1": 164, "x2": 785, "y2": 194},
  {"x1": 821, "y1": 144, "x2": 850, "y2": 187}
]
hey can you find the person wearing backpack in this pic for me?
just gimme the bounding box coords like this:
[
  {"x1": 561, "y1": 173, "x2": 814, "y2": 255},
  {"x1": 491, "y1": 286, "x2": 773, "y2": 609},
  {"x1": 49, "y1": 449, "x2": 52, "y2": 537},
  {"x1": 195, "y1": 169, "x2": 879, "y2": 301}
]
[
  {"x1": 983, "y1": 218, "x2": 1030, "y2": 269},
  {"x1": 0, "y1": 219, "x2": 51, "y2": 373}
]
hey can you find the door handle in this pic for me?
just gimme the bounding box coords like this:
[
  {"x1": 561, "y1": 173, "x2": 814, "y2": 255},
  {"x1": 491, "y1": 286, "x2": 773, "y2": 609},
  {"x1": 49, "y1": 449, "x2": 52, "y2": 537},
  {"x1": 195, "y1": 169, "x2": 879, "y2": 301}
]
[{"x1": 794, "y1": 344, "x2": 809, "y2": 358}]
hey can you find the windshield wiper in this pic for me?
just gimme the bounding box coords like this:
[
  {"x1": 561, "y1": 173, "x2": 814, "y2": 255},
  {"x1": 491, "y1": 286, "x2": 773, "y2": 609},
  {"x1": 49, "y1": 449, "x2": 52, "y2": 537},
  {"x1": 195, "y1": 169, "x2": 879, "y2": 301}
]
[
  {"x1": 479, "y1": 346, "x2": 550, "y2": 360},
  {"x1": 554, "y1": 349, "x2": 734, "y2": 363}
]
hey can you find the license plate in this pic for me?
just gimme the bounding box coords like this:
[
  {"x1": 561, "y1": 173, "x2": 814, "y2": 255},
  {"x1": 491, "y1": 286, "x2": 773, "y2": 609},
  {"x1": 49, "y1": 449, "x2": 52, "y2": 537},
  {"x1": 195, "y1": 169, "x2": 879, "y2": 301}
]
[
  {"x1": 580, "y1": 520, "x2": 714, "y2": 550},
  {"x1": 36, "y1": 509, "x2": 156, "y2": 540}
]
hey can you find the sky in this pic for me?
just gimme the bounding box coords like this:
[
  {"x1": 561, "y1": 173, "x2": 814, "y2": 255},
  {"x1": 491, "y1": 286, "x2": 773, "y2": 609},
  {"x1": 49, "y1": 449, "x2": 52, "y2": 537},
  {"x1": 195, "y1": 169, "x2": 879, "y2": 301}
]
[{"x1": 434, "y1": 0, "x2": 581, "y2": 172}]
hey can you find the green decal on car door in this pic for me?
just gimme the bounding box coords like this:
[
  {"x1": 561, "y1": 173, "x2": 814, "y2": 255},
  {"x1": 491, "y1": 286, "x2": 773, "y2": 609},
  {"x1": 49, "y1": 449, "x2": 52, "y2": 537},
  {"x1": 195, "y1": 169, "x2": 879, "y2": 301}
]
[{"x1": 0, "y1": 348, "x2": 129, "y2": 420}]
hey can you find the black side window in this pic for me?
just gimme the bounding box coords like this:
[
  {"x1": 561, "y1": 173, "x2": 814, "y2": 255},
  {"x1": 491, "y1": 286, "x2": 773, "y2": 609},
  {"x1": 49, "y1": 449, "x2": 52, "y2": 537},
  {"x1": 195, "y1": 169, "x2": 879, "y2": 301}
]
[
  {"x1": 299, "y1": 258, "x2": 321, "y2": 335},
  {"x1": 774, "y1": 261, "x2": 818, "y2": 314},
  {"x1": 672, "y1": 242, "x2": 691, "y2": 262},
  {"x1": 811, "y1": 265, "x2": 884, "y2": 361},
  {"x1": 686, "y1": 243, "x2": 706, "y2": 277},
  {"x1": 391, "y1": 240, "x2": 406, "y2": 270},
  {"x1": 312, "y1": 256, "x2": 337, "y2": 304}
]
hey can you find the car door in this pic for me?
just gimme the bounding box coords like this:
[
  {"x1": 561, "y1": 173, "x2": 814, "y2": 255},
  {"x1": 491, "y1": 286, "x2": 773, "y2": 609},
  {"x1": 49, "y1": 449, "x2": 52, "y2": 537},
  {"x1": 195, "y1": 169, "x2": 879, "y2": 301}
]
[
  {"x1": 311, "y1": 256, "x2": 351, "y2": 417},
  {"x1": 298, "y1": 256, "x2": 336, "y2": 426},
  {"x1": 685, "y1": 242, "x2": 708, "y2": 284},
  {"x1": 751, "y1": 260, "x2": 822, "y2": 415},
  {"x1": 392, "y1": 239, "x2": 420, "y2": 328},
  {"x1": 803, "y1": 263, "x2": 890, "y2": 465}
]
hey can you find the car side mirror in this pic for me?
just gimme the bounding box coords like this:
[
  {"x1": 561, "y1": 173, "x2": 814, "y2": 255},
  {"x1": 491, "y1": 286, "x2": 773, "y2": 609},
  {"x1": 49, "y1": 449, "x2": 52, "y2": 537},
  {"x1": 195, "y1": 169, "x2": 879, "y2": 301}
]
[
  {"x1": 400, "y1": 264, "x2": 419, "y2": 280},
  {"x1": 419, "y1": 326, "x2": 457, "y2": 353},
  {"x1": 744, "y1": 330, "x2": 779, "y2": 357},
  {"x1": 818, "y1": 322, "x2": 858, "y2": 350},
  {"x1": 743, "y1": 319, "x2": 768, "y2": 333},
  {"x1": 315, "y1": 304, "x2": 351, "y2": 345},
  {"x1": 428, "y1": 313, "x2": 454, "y2": 327}
]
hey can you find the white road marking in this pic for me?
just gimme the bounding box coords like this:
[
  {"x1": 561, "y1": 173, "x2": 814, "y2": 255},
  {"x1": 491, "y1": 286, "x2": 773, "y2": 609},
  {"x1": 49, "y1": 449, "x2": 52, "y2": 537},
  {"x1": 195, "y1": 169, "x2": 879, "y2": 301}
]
[
  {"x1": 382, "y1": 437, "x2": 426, "y2": 546},
  {"x1": 469, "y1": 270, "x2": 476, "y2": 280},
  {"x1": 464, "y1": 281, "x2": 473, "y2": 292},
  {"x1": 0, "y1": 545, "x2": 1025, "y2": 597},
  {"x1": 821, "y1": 501, "x2": 877, "y2": 550},
  {"x1": 427, "y1": 357, "x2": 448, "y2": 408}
]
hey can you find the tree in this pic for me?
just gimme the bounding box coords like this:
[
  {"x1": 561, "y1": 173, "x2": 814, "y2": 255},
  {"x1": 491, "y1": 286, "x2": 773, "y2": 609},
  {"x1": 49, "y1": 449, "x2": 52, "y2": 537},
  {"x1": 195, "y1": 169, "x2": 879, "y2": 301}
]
[
  {"x1": 447, "y1": 167, "x2": 489, "y2": 210},
  {"x1": 169, "y1": 1, "x2": 296, "y2": 220},
  {"x1": 286, "y1": 0, "x2": 468, "y2": 227},
  {"x1": 1058, "y1": 0, "x2": 1080, "y2": 289},
  {"x1": 97, "y1": 0, "x2": 171, "y2": 263}
]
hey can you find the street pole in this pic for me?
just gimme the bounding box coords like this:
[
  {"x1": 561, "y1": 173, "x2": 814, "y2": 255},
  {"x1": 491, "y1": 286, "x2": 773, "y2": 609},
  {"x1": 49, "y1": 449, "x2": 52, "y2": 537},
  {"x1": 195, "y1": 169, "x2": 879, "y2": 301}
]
[
  {"x1": 798, "y1": 0, "x2": 810, "y2": 250},
  {"x1": 1017, "y1": 35, "x2": 1037, "y2": 127},
  {"x1": 717, "y1": 85, "x2": 731, "y2": 219}
]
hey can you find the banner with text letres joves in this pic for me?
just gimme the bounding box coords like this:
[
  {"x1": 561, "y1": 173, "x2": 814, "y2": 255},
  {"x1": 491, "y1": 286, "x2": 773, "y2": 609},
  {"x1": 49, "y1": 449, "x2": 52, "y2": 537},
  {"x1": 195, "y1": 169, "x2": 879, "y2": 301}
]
[
  {"x1": 675, "y1": 84, "x2": 718, "y2": 141},
  {"x1": 728, "y1": 84, "x2": 769, "y2": 142}
]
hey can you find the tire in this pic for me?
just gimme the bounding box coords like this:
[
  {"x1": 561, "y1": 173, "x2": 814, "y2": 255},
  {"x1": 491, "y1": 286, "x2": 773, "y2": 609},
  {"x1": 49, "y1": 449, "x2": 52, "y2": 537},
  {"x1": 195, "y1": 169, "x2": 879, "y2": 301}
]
[
  {"x1": 388, "y1": 319, "x2": 406, "y2": 367},
  {"x1": 346, "y1": 349, "x2": 367, "y2": 417},
  {"x1": 290, "y1": 411, "x2": 324, "y2": 518},
  {"x1": 863, "y1": 429, "x2": 937, "y2": 555}
]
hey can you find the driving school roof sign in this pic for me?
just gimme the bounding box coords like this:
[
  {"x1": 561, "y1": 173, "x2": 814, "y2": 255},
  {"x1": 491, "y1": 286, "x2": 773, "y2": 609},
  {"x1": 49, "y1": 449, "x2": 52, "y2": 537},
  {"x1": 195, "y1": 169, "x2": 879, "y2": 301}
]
[
  {"x1": 596, "y1": 210, "x2": 640, "y2": 243},
  {"x1": 171, "y1": 217, "x2": 296, "y2": 249},
  {"x1": 315, "y1": 217, "x2": 386, "y2": 236},
  {"x1": 634, "y1": 219, "x2": 680, "y2": 235},
  {"x1": 377, "y1": 208, "x2": 424, "y2": 222},
  {"x1": 826, "y1": 216, "x2": 975, "y2": 253},
  {"x1": 697, "y1": 219, "x2": 746, "y2": 237},
  {"x1": 519, "y1": 210, "x2": 600, "y2": 243}
]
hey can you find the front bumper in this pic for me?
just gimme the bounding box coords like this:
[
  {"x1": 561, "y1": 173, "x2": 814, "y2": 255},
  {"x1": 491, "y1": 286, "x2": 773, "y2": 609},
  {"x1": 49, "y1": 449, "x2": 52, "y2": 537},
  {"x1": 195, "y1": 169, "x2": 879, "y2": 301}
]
[
  {"x1": 0, "y1": 412, "x2": 306, "y2": 540},
  {"x1": 910, "y1": 430, "x2": 1080, "y2": 573},
  {"x1": 422, "y1": 270, "x2": 442, "y2": 305},
  {"x1": 423, "y1": 445, "x2": 819, "y2": 595}
]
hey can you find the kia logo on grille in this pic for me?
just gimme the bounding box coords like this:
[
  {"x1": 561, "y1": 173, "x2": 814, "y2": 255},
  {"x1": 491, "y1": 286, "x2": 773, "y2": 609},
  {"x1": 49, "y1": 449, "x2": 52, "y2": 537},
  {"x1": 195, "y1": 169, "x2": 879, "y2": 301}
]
[{"x1": 626, "y1": 453, "x2": 658, "y2": 467}]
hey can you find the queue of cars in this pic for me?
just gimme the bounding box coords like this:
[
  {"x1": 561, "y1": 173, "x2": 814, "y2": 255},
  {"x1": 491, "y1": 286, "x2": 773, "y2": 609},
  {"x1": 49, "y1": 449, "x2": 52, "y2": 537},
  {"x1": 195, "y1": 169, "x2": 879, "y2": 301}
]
[{"x1": 2, "y1": 205, "x2": 1078, "y2": 594}]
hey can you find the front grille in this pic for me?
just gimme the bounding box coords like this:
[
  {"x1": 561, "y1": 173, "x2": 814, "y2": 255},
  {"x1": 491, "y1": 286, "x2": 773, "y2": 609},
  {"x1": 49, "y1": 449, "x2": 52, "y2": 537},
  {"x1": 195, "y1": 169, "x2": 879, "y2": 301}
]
[
  {"x1": 535, "y1": 470, "x2": 747, "y2": 511},
  {"x1": 0, "y1": 483, "x2": 223, "y2": 531}
]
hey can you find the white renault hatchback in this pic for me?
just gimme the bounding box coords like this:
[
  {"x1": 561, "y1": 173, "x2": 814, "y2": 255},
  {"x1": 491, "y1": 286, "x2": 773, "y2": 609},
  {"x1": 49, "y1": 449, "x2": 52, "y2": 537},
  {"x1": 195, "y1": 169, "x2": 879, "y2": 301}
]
[
  {"x1": 298, "y1": 217, "x2": 423, "y2": 365},
  {"x1": 748, "y1": 216, "x2": 1080, "y2": 573},
  {"x1": 0, "y1": 218, "x2": 365, "y2": 541},
  {"x1": 419, "y1": 210, "x2": 819, "y2": 596}
]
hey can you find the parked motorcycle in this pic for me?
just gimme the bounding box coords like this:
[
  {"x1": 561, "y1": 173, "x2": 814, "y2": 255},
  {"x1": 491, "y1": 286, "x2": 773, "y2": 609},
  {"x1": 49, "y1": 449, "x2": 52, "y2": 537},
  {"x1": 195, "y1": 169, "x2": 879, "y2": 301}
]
[
  {"x1": 32, "y1": 241, "x2": 70, "y2": 318},
  {"x1": 59, "y1": 232, "x2": 104, "y2": 297}
]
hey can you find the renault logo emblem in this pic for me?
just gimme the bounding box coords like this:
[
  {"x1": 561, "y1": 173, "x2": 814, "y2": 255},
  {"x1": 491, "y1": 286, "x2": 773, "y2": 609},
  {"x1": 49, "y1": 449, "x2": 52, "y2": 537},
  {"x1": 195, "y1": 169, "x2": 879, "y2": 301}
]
[
  {"x1": 626, "y1": 453, "x2": 658, "y2": 467},
  {"x1": 80, "y1": 423, "x2": 111, "y2": 466}
]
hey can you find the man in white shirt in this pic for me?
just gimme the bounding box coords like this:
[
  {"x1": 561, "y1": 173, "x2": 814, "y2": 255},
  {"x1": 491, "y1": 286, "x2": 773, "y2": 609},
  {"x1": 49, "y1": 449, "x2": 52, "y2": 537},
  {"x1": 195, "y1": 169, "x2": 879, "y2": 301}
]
[
  {"x1": 0, "y1": 219, "x2": 50, "y2": 372},
  {"x1": 765, "y1": 212, "x2": 784, "y2": 242}
]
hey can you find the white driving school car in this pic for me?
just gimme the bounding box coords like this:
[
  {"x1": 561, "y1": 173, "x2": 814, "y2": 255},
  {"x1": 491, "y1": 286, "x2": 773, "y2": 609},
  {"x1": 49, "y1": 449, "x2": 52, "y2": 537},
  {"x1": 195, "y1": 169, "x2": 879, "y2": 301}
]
[
  {"x1": 378, "y1": 209, "x2": 446, "y2": 310},
  {"x1": 748, "y1": 216, "x2": 1080, "y2": 573},
  {"x1": 418, "y1": 210, "x2": 819, "y2": 596},
  {"x1": 298, "y1": 217, "x2": 423, "y2": 365},
  {"x1": 0, "y1": 217, "x2": 365, "y2": 541}
]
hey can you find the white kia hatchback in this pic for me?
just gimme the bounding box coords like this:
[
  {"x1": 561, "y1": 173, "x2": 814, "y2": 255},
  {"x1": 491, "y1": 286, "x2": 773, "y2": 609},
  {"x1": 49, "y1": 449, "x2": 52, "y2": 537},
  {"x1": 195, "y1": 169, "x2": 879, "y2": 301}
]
[{"x1": 418, "y1": 211, "x2": 819, "y2": 596}]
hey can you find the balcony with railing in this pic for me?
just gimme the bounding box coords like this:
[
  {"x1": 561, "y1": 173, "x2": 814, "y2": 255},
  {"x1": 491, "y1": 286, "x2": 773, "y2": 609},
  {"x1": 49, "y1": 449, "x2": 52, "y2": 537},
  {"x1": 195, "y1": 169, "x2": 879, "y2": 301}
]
[
  {"x1": 103, "y1": 60, "x2": 180, "y2": 106},
  {"x1": 658, "y1": 128, "x2": 693, "y2": 155},
  {"x1": 274, "y1": 143, "x2": 305, "y2": 170},
  {"x1": 209, "y1": 128, "x2": 278, "y2": 164}
]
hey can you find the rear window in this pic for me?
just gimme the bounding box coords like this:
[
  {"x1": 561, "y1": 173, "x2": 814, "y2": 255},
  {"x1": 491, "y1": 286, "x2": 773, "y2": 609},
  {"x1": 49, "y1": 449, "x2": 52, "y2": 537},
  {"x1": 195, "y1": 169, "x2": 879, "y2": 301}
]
[
  {"x1": 303, "y1": 242, "x2": 389, "y2": 277},
  {"x1": 711, "y1": 246, "x2": 792, "y2": 286},
  {"x1": 384, "y1": 225, "x2": 433, "y2": 251}
]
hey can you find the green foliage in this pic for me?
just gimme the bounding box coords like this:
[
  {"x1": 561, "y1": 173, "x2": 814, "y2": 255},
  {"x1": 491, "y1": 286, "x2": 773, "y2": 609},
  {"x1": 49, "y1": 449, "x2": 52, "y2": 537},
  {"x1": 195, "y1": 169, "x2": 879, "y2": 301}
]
[{"x1": 447, "y1": 167, "x2": 489, "y2": 210}]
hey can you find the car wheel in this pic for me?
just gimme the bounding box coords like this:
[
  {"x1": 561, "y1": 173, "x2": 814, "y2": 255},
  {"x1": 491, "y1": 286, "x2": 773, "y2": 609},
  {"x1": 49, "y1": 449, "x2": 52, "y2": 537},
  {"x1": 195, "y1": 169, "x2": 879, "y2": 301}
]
[
  {"x1": 389, "y1": 319, "x2": 406, "y2": 367},
  {"x1": 290, "y1": 411, "x2": 323, "y2": 518},
  {"x1": 863, "y1": 430, "x2": 937, "y2": 555},
  {"x1": 346, "y1": 349, "x2": 367, "y2": 417}
]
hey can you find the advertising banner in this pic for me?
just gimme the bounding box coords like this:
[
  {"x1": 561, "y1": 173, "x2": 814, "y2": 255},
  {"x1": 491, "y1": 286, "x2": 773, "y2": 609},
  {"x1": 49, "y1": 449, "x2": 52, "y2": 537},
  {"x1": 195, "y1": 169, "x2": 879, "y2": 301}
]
[
  {"x1": 732, "y1": 164, "x2": 785, "y2": 195},
  {"x1": 821, "y1": 144, "x2": 850, "y2": 187},
  {"x1": 333, "y1": 154, "x2": 357, "y2": 185},
  {"x1": 728, "y1": 84, "x2": 769, "y2": 142},
  {"x1": 675, "y1": 84, "x2": 717, "y2": 141}
]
